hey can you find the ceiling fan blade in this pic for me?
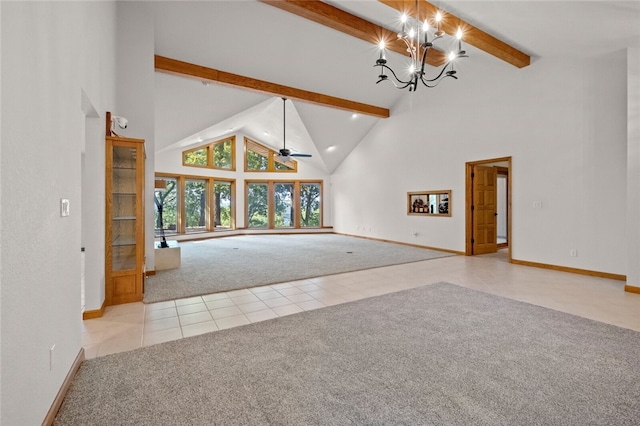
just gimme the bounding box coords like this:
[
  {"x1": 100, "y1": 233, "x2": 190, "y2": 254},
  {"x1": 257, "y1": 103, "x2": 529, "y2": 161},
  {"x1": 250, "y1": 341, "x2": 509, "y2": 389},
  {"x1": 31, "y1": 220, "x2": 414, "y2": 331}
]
[{"x1": 290, "y1": 153, "x2": 312, "y2": 157}]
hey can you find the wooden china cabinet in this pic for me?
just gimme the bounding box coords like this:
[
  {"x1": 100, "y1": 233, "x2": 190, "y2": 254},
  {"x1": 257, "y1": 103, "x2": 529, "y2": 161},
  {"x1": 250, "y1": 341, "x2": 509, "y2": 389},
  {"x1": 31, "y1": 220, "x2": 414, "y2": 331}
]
[{"x1": 105, "y1": 113, "x2": 145, "y2": 305}]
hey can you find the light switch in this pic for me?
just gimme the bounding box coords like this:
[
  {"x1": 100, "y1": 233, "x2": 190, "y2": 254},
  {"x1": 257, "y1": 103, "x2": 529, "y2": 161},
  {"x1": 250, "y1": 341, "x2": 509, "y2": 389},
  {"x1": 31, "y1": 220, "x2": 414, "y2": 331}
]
[{"x1": 60, "y1": 199, "x2": 70, "y2": 217}]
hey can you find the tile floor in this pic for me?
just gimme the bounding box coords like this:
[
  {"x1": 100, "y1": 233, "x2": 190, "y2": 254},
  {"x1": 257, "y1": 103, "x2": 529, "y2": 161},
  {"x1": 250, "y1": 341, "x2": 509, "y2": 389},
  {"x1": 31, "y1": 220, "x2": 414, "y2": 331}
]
[{"x1": 82, "y1": 249, "x2": 640, "y2": 359}]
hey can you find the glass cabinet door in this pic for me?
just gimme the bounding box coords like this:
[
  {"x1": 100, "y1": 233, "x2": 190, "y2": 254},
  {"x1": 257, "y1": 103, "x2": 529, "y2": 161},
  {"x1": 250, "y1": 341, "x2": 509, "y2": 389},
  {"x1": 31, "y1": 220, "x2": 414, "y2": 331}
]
[{"x1": 112, "y1": 144, "x2": 138, "y2": 271}]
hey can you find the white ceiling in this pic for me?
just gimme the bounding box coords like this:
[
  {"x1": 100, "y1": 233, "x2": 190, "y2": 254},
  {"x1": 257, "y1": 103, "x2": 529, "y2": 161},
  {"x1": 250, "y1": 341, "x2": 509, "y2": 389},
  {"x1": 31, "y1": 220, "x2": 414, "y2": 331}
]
[{"x1": 153, "y1": 1, "x2": 640, "y2": 173}]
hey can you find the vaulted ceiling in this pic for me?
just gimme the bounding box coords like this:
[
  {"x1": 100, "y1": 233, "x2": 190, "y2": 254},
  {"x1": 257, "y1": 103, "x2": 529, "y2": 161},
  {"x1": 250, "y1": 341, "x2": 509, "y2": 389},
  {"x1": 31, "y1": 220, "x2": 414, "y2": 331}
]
[{"x1": 153, "y1": 1, "x2": 640, "y2": 173}]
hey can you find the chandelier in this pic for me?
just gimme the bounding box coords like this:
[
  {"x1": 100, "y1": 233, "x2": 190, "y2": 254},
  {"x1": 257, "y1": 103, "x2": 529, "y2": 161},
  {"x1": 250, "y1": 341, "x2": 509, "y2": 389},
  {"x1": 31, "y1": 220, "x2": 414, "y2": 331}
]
[{"x1": 375, "y1": 4, "x2": 468, "y2": 91}]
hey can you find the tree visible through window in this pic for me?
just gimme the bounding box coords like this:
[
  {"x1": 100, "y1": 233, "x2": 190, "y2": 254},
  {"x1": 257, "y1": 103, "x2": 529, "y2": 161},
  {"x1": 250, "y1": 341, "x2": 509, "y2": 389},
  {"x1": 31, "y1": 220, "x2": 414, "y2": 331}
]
[
  {"x1": 275, "y1": 183, "x2": 294, "y2": 227},
  {"x1": 154, "y1": 178, "x2": 178, "y2": 236},
  {"x1": 183, "y1": 147, "x2": 208, "y2": 167},
  {"x1": 214, "y1": 181, "x2": 232, "y2": 228},
  {"x1": 182, "y1": 137, "x2": 235, "y2": 170},
  {"x1": 212, "y1": 139, "x2": 233, "y2": 169},
  {"x1": 247, "y1": 183, "x2": 269, "y2": 228},
  {"x1": 185, "y1": 179, "x2": 207, "y2": 233},
  {"x1": 245, "y1": 137, "x2": 296, "y2": 172},
  {"x1": 300, "y1": 183, "x2": 321, "y2": 227}
]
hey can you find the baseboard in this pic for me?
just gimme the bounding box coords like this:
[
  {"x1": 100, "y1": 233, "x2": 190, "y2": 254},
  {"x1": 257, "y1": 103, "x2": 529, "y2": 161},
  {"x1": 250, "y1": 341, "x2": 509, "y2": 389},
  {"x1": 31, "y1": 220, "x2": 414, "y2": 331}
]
[
  {"x1": 334, "y1": 232, "x2": 465, "y2": 256},
  {"x1": 624, "y1": 285, "x2": 640, "y2": 294},
  {"x1": 146, "y1": 269, "x2": 156, "y2": 277},
  {"x1": 511, "y1": 259, "x2": 626, "y2": 281},
  {"x1": 42, "y1": 348, "x2": 85, "y2": 426},
  {"x1": 82, "y1": 299, "x2": 106, "y2": 320}
]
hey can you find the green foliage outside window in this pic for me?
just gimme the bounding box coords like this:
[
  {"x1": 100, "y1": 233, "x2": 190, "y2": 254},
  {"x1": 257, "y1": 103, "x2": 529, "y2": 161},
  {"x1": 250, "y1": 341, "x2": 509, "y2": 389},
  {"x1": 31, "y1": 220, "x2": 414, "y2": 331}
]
[
  {"x1": 154, "y1": 179, "x2": 178, "y2": 235},
  {"x1": 300, "y1": 183, "x2": 320, "y2": 227},
  {"x1": 214, "y1": 181, "x2": 232, "y2": 228},
  {"x1": 213, "y1": 140, "x2": 232, "y2": 169},
  {"x1": 185, "y1": 180, "x2": 206, "y2": 232},
  {"x1": 246, "y1": 150, "x2": 268, "y2": 171},
  {"x1": 274, "y1": 183, "x2": 294, "y2": 227},
  {"x1": 184, "y1": 148, "x2": 208, "y2": 166},
  {"x1": 248, "y1": 183, "x2": 268, "y2": 228},
  {"x1": 274, "y1": 160, "x2": 294, "y2": 171}
]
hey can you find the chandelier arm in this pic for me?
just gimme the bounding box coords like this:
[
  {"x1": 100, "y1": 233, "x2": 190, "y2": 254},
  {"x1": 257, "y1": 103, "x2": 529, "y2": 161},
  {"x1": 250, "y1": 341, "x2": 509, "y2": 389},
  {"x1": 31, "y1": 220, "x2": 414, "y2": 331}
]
[
  {"x1": 419, "y1": 44, "x2": 431, "y2": 74},
  {"x1": 375, "y1": 63, "x2": 413, "y2": 86},
  {"x1": 418, "y1": 74, "x2": 448, "y2": 88},
  {"x1": 421, "y1": 62, "x2": 454, "y2": 83}
]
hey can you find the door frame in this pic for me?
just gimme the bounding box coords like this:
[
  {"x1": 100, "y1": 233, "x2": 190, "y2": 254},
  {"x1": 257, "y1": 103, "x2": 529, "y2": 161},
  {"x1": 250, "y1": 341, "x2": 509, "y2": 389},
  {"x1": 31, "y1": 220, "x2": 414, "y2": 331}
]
[
  {"x1": 496, "y1": 167, "x2": 509, "y2": 249},
  {"x1": 465, "y1": 156, "x2": 512, "y2": 261}
]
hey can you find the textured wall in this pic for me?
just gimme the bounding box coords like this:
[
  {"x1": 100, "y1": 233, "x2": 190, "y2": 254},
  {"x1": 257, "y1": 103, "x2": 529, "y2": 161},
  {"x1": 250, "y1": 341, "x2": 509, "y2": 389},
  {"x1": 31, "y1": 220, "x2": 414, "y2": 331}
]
[
  {"x1": 0, "y1": 2, "x2": 117, "y2": 424},
  {"x1": 332, "y1": 50, "x2": 628, "y2": 276}
]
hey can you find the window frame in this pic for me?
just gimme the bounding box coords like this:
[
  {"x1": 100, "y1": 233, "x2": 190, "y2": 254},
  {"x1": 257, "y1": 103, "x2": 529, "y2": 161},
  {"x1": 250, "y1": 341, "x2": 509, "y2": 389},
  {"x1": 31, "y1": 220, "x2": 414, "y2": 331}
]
[
  {"x1": 155, "y1": 172, "x2": 236, "y2": 234},
  {"x1": 245, "y1": 179, "x2": 323, "y2": 229},
  {"x1": 182, "y1": 136, "x2": 236, "y2": 171},
  {"x1": 244, "y1": 137, "x2": 297, "y2": 173}
]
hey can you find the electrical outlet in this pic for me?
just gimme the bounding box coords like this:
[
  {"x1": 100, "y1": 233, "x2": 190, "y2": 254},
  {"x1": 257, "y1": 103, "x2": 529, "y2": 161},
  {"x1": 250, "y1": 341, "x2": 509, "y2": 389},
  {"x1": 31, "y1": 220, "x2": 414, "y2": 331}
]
[
  {"x1": 570, "y1": 249, "x2": 578, "y2": 257},
  {"x1": 50, "y1": 344, "x2": 56, "y2": 371}
]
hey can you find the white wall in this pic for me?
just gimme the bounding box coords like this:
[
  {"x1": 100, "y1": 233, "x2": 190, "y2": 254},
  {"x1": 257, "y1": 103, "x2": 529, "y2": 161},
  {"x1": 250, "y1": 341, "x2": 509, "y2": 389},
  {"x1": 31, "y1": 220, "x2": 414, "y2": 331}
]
[
  {"x1": 0, "y1": 2, "x2": 117, "y2": 424},
  {"x1": 155, "y1": 130, "x2": 333, "y2": 230},
  {"x1": 627, "y1": 47, "x2": 640, "y2": 288},
  {"x1": 333, "y1": 50, "x2": 628, "y2": 276},
  {"x1": 114, "y1": 1, "x2": 156, "y2": 272}
]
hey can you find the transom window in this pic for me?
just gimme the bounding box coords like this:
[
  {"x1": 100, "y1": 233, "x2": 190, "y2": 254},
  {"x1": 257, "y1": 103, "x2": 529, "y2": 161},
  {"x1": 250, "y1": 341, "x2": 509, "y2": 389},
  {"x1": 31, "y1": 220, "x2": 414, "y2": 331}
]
[
  {"x1": 245, "y1": 138, "x2": 297, "y2": 172},
  {"x1": 183, "y1": 136, "x2": 236, "y2": 170}
]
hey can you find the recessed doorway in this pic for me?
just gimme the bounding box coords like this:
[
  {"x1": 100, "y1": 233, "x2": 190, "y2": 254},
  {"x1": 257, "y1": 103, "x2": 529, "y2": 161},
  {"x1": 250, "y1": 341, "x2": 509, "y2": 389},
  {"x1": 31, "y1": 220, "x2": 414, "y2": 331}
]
[{"x1": 465, "y1": 157, "x2": 512, "y2": 261}]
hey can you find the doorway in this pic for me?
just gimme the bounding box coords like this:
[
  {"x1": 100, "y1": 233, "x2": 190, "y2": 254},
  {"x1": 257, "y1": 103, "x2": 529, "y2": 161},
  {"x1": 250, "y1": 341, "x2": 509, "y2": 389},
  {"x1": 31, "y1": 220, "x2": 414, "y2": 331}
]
[{"x1": 465, "y1": 157, "x2": 512, "y2": 261}]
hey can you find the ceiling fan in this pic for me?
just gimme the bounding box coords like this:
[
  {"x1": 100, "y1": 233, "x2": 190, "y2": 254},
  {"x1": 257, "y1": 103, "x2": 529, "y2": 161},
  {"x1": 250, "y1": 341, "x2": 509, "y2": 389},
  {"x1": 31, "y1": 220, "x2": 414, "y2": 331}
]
[{"x1": 278, "y1": 97, "x2": 312, "y2": 161}]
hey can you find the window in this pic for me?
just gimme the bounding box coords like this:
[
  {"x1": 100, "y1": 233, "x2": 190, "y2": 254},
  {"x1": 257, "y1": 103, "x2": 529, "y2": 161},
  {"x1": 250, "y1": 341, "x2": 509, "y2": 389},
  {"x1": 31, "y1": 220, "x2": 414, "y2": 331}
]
[
  {"x1": 245, "y1": 137, "x2": 297, "y2": 172},
  {"x1": 274, "y1": 156, "x2": 295, "y2": 171},
  {"x1": 182, "y1": 137, "x2": 236, "y2": 170},
  {"x1": 214, "y1": 181, "x2": 233, "y2": 229},
  {"x1": 154, "y1": 177, "x2": 178, "y2": 236},
  {"x1": 247, "y1": 182, "x2": 269, "y2": 228},
  {"x1": 183, "y1": 147, "x2": 208, "y2": 167},
  {"x1": 245, "y1": 180, "x2": 322, "y2": 229},
  {"x1": 184, "y1": 179, "x2": 207, "y2": 233},
  {"x1": 155, "y1": 173, "x2": 236, "y2": 235},
  {"x1": 274, "y1": 182, "x2": 294, "y2": 228},
  {"x1": 212, "y1": 139, "x2": 233, "y2": 169},
  {"x1": 300, "y1": 182, "x2": 321, "y2": 227}
]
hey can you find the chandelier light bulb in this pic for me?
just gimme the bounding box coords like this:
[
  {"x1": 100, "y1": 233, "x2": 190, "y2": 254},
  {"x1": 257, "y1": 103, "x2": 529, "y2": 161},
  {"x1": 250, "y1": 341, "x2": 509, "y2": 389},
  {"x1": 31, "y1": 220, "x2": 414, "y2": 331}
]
[
  {"x1": 423, "y1": 21, "x2": 429, "y2": 32},
  {"x1": 456, "y1": 27, "x2": 463, "y2": 40},
  {"x1": 401, "y1": 13, "x2": 408, "y2": 23},
  {"x1": 379, "y1": 40, "x2": 386, "y2": 50},
  {"x1": 449, "y1": 51, "x2": 457, "y2": 61},
  {"x1": 408, "y1": 27, "x2": 416, "y2": 38},
  {"x1": 436, "y1": 11, "x2": 442, "y2": 22}
]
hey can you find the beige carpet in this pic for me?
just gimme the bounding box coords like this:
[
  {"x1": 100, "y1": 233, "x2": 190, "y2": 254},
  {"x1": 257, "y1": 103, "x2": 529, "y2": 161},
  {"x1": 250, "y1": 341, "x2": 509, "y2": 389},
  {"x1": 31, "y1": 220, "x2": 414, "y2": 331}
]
[
  {"x1": 56, "y1": 282, "x2": 640, "y2": 425},
  {"x1": 144, "y1": 234, "x2": 453, "y2": 303}
]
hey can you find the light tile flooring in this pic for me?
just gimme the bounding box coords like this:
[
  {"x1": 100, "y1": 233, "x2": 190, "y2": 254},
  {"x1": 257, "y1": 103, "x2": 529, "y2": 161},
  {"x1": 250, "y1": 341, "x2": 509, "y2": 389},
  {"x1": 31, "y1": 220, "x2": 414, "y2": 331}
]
[{"x1": 82, "y1": 250, "x2": 640, "y2": 359}]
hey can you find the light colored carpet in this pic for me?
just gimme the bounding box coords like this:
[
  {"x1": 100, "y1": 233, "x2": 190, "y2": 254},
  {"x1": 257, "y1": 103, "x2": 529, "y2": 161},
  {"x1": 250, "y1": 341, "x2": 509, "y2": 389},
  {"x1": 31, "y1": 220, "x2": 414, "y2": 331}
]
[
  {"x1": 56, "y1": 282, "x2": 640, "y2": 425},
  {"x1": 144, "y1": 234, "x2": 453, "y2": 303}
]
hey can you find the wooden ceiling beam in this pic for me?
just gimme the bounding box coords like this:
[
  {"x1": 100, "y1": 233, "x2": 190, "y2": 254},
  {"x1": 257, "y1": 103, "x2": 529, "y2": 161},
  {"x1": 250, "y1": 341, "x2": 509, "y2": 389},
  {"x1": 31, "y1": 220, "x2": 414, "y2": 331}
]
[
  {"x1": 379, "y1": 0, "x2": 530, "y2": 68},
  {"x1": 259, "y1": 0, "x2": 447, "y2": 67},
  {"x1": 155, "y1": 55, "x2": 390, "y2": 118}
]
